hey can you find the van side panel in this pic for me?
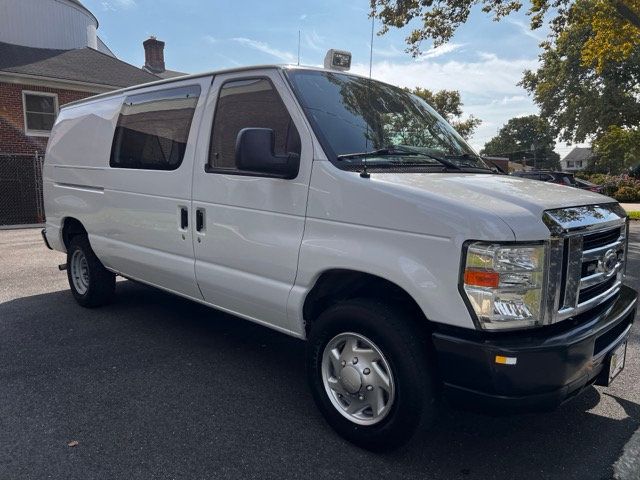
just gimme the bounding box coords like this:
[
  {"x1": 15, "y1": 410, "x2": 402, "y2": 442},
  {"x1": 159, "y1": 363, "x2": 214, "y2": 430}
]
[
  {"x1": 44, "y1": 77, "x2": 213, "y2": 299},
  {"x1": 288, "y1": 160, "x2": 517, "y2": 333},
  {"x1": 44, "y1": 95, "x2": 124, "y2": 252}
]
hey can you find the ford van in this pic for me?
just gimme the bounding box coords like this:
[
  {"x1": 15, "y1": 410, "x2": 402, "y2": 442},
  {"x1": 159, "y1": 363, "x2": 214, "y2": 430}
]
[{"x1": 42, "y1": 61, "x2": 637, "y2": 450}]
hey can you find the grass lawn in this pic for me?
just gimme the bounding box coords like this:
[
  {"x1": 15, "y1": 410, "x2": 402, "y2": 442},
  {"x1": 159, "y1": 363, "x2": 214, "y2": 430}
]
[{"x1": 628, "y1": 211, "x2": 640, "y2": 220}]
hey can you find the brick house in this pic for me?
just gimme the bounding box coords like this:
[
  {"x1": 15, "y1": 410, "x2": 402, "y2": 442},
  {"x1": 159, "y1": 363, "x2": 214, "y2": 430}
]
[
  {"x1": 0, "y1": 0, "x2": 184, "y2": 156},
  {"x1": 0, "y1": 0, "x2": 181, "y2": 225}
]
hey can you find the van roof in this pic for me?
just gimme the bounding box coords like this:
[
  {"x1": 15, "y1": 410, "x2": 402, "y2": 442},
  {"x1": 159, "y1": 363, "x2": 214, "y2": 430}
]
[{"x1": 60, "y1": 64, "x2": 373, "y2": 109}]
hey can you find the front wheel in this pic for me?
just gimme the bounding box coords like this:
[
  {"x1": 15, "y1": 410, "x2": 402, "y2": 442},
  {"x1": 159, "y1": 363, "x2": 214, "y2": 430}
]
[
  {"x1": 306, "y1": 299, "x2": 436, "y2": 451},
  {"x1": 67, "y1": 235, "x2": 115, "y2": 308}
]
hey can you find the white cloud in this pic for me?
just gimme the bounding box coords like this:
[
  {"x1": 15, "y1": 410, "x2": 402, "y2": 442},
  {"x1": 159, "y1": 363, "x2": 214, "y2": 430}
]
[
  {"x1": 101, "y1": 0, "x2": 136, "y2": 11},
  {"x1": 303, "y1": 30, "x2": 325, "y2": 52},
  {"x1": 299, "y1": 14, "x2": 307, "y2": 20},
  {"x1": 496, "y1": 95, "x2": 528, "y2": 105},
  {"x1": 372, "y1": 44, "x2": 405, "y2": 58},
  {"x1": 232, "y1": 37, "x2": 296, "y2": 63},
  {"x1": 215, "y1": 53, "x2": 242, "y2": 67},
  {"x1": 507, "y1": 19, "x2": 546, "y2": 42},
  {"x1": 204, "y1": 35, "x2": 217, "y2": 44},
  {"x1": 351, "y1": 52, "x2": 537, "y2": 96},
  {"x1": 417, "y1": 43, "x2": 465, "y2": 60},
  {"x1": 371, "y1": 42, "x2": 464, "y2": 60},
  {"x1": 350, "y1": 51, "x2": 540, "y2": 150}
]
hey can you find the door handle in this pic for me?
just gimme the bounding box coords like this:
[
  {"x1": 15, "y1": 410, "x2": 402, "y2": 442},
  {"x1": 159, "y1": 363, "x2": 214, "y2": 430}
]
[
  {"x1": 180, "y1": 207, "x2": 188, "y2": 230},
  {"x1": 196, "y1": 208, "x2": 205, "y2": 232}
]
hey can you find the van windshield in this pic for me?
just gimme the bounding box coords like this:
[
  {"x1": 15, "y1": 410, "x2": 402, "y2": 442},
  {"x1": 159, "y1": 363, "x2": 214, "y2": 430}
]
[{"x1": 285, "y1": 69, "x2": 489, "y2": 172}]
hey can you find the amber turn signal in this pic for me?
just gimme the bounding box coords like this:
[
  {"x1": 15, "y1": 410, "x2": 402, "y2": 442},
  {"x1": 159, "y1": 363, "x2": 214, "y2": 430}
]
[{"x1": 464, "y1": 269, "x2": 500, "y2": 288}]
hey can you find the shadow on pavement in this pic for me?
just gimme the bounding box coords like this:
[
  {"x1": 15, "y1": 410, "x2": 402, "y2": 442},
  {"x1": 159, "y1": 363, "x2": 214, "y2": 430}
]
[{"x1": 0, "y1": 280, "x2": 638, "y2": 480}]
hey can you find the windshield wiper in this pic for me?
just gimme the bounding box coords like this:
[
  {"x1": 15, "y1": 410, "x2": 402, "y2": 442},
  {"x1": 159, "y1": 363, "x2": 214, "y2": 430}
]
[
  {"x1": 337, "y1": 145, "x2": 461, "y2": 171},
  {"x1": 444, "y1": 153, "x2": 493, "y2": 171},
  {"x1": 337, "y1": 146, "x2": 421, "y2": 159}
]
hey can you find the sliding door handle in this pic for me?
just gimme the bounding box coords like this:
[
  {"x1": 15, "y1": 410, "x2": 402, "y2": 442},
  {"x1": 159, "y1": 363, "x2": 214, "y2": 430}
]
[
  {"x1": 196, "y1": 209, "x2": 205, "y2": 232},
  {"x1": 180, "y1": 207, "x2": 188, "y2": 230}
]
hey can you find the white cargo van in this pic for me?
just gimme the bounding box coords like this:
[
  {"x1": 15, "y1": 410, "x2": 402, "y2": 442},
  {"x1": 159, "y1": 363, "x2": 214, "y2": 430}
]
[{"x1": 42, "y1": 63, "x2": 636, "y2": 450}]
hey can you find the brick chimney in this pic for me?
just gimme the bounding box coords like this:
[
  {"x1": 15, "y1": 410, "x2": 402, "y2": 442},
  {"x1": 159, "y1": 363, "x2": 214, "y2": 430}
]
[{"x1": 143, "y1": 36, "x2": 165, "y2": 73}]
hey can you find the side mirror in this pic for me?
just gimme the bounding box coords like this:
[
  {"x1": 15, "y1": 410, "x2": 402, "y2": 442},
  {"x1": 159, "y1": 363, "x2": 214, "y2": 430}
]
[{"x1": 235, "y1": 128, "x2": 299, "y2": 179}]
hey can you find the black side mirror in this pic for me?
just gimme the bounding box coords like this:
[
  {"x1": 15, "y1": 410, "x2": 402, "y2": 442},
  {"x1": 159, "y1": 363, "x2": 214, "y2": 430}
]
[{"x1": 235, "y1": 128, "x2": 299, "y2": 179}]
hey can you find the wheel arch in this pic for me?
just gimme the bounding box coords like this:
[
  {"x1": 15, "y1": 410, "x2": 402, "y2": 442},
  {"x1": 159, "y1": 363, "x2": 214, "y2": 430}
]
[
  {"x1": 302, "y1": 269, "x2": 431, "y2": 337},
  {"x1": 61, "y1": 217, "x2": 88, "y2": 250}
]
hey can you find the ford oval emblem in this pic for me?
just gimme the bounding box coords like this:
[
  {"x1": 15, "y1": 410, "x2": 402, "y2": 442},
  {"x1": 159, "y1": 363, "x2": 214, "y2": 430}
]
[{"x1": 602, "y1": 249, "x2": 618, "y2": 275}]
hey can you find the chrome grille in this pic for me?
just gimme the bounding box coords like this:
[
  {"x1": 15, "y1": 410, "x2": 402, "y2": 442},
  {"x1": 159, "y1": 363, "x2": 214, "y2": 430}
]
[{"x1": 543, "y1": 204, "x2": 628, "y2": 323}]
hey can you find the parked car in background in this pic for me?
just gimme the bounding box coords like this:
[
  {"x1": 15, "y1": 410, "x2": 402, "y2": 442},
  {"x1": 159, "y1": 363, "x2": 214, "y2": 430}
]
[
  {"x1": 511, "y1": 170, "x2": 577, "y2": 186},
  {"x1": 574, "y1": 177, "x2": 605, "y2": 194}
]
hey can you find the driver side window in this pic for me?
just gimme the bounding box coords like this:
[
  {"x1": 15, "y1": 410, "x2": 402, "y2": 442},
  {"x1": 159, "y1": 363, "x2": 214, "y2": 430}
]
[{"x1": 208, "y1": 78, "x2": 301, "y2": 171}]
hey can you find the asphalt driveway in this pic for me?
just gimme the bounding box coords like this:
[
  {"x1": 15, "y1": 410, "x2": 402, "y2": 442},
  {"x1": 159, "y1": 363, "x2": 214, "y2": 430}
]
[{"x1": 0, "y1": 226, "x2": 639, "y2": 479}]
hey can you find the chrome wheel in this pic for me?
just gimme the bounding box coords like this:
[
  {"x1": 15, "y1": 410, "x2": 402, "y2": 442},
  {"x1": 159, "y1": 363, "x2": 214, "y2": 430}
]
[
  {"x1": 321, "y1": 332, "x2": 395, "y2": 426},
  {"x1": 70, "y1": 249, "x2": 90, "y2": 295}
]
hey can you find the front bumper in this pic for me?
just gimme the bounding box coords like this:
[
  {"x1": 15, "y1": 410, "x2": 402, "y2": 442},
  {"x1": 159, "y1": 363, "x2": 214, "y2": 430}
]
[{"x1": 432, "y1": 284, "x2": 637, "y2": 412}]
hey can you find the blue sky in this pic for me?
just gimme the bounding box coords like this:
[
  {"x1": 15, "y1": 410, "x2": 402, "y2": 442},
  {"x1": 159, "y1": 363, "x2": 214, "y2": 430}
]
[{"x1": 85, "y1": 0, "x2": 576, "y2": 156}]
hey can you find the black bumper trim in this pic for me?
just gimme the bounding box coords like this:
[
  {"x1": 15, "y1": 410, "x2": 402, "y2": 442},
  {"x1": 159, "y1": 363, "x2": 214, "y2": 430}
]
[
  {"x1": 432, "y1": 284, "x2": 637, "y2": 412},
  {"x1": 41, "y1": 228, "x2": 52, "y2": 250}
]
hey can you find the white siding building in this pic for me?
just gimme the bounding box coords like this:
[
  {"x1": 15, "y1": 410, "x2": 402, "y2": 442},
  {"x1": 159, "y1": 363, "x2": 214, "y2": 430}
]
[
  {"x1": 561, "y1": 147, "x2": 596, "y2": 172},
  {"x1": 0, "y1": 0, "x2": 113, "y2": 56}
]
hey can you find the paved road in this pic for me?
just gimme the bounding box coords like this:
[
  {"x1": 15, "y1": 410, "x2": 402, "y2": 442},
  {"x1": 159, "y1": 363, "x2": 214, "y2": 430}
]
[
  {"x1": 621, "y1": 204, "x2": 640, "y2": 212},
  {"x1": 1, "y1": 227, "x2": 639, "y2": 480}
]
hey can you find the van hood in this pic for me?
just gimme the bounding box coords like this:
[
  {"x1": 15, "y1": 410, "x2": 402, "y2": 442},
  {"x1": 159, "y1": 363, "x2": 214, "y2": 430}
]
[{"x1": 372, "y1": 173, "x2": 616, "y2": 240}]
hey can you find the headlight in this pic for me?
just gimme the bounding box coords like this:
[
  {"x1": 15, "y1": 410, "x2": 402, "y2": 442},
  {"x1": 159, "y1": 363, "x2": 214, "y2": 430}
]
[{"x1": 462, "y1": 242, "x2": 547, "y2": 331}]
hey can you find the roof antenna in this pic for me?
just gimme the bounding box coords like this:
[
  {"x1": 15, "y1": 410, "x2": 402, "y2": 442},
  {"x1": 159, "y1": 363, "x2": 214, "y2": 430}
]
[
  {"x1": 360, "y1": 8, "x2": 375, "y2": 180},
  {"x1": 297, "y1": 30, "x2": 301, "y2": 66},
  {"x1": 368, "y1": 11, "x2": 375, "y2": 79}
]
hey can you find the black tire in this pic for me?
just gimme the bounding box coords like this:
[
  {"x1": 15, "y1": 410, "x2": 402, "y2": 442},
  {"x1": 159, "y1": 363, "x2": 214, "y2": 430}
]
[
  {"x1": 66, "y1": 235, "x2": 115, "y2": 308},
  {"x1": 306, "y1": 298, "x2": 435, "y2": 451}
]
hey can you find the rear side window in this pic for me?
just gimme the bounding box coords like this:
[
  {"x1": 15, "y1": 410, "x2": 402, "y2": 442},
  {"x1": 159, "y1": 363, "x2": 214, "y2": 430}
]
[
  {"x1": 208, "y1": 78, "x2": 300, "y2": 170},
  {"x1": 110, "y1": 85, "x2": 201, "y2": 170}
]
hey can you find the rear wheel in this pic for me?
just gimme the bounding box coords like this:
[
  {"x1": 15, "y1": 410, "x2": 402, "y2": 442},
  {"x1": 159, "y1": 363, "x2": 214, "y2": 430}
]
[
  {"x1": 67, "y1": 235, "x2": 115, "y2": 307},
  {"x1": 306, "y1": 299, "x2": 435, "y2": 451}
]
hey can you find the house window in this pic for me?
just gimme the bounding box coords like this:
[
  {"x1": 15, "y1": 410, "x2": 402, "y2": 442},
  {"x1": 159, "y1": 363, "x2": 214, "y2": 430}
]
[
  {"x1": 22, "y1": 91, "x2": 58, "y2": 136},
  {"x1": 575, "y1": 160, "x2": 583, "y2": 168},
  {"x1": 566, "y1": 161, "x2": 574, "y2": 168}
]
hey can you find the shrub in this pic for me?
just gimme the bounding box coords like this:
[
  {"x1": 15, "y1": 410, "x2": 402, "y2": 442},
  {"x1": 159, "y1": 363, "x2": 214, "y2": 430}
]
[
  {"x1": 578, "y1": 174, "x2": 640, "y2": 198},
  {"x1": 613, "y1": 186, "x2": 640, "y2": 202}
]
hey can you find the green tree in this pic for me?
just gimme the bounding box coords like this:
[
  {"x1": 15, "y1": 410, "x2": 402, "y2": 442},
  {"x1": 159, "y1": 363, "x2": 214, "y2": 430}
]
[
  {"x1": 481, "y1": 115, "x2": 561, "y2": 169},
  {"x1": 407, "y1": 87, "x2": 481, "y2": 139},
  {"x1": 592, "y1": 126, "x2": 640, "y2": 172},
  {"x1": 370, "y1": 0, "x2": 640, "y2": 70},
  {"x1": 520, "y1": 0, "x2": 640, "y2": 172}
]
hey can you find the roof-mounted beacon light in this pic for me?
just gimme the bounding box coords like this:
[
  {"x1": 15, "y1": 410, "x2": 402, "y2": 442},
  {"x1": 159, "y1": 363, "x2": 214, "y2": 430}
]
[{"x1": 324, "y1": 49, "x2": 352, "y2": 71}]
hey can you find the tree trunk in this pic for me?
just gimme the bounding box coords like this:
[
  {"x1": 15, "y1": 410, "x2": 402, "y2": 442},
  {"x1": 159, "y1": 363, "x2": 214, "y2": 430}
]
[{"x1": 613, "y1": 1, "x2": 640, "y2": 29}]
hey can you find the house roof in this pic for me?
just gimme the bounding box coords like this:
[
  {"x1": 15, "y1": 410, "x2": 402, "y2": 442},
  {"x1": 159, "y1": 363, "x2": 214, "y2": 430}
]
[
  {"x1": 0, "y1": 41, "x2": 159, "y2": 89},
  {"x1": 141, "y1": 65, "x2": 187, "y2": 79},
  {"x1": 562, "y1": 147, "x2": 595, "y2": 163}
]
